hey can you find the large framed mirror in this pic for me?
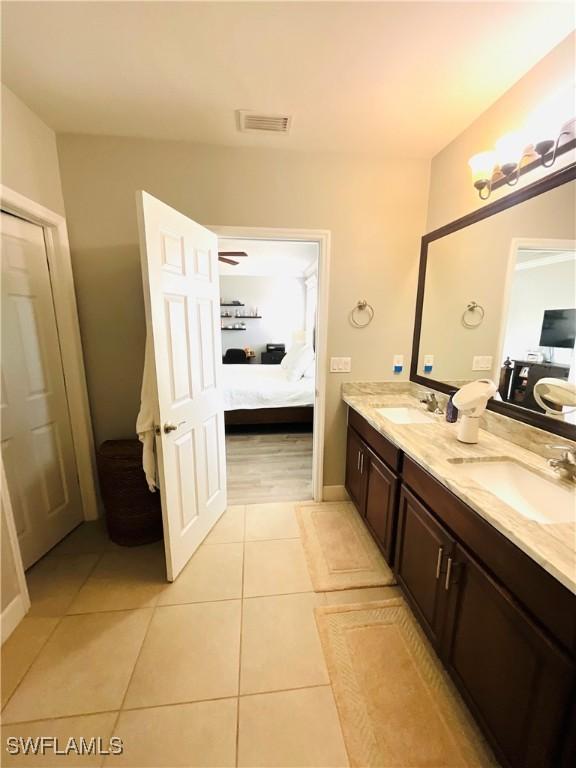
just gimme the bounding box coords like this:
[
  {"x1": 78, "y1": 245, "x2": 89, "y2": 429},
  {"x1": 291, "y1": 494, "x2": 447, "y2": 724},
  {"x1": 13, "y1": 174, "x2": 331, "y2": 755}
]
[{"x1": 411, "y1": 163, "x2": 576, "y2": 439}]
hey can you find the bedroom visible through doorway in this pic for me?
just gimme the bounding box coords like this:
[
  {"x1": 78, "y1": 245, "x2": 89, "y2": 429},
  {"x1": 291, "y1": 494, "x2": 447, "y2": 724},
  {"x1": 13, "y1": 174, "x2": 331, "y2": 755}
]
[{"x1": 217, "y1": 236, "x2": 320, "y2": 505}]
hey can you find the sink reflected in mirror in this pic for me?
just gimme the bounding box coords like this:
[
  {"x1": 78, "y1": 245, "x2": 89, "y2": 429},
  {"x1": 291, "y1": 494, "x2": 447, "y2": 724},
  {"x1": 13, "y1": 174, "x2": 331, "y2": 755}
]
[
  {"x1": 376, "y1": 407, "x2": 434, "y2": 425},
  {"x1": 447, "y1": 457, "x2": 575, "y2": 525}
]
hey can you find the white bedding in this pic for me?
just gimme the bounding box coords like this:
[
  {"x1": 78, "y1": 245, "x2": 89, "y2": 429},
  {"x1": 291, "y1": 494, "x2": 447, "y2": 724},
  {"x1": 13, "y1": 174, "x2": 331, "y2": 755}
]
[{"x1": 222, "y1": 364, "x2": 314, "y2": 411}]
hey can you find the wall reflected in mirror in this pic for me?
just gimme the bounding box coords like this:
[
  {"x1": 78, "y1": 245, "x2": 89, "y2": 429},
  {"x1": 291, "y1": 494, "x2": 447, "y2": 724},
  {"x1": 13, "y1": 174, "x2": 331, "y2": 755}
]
[{"x1": 415, "y1": 175, "x2": 576, "y2": 429}]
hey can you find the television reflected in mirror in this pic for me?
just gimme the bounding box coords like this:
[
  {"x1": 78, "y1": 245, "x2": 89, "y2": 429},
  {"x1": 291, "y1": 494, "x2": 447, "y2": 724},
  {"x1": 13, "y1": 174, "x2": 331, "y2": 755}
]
[{"x1": 411, "y1": 164, "x2": 576, "y2": 439}]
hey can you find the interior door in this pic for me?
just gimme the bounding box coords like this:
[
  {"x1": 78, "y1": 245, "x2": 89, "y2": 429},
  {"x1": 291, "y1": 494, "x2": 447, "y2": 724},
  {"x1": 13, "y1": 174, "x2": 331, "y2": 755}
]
[
  {"x1": 136, "y1": 191, "x2": 226, "y2": 581},
  {"x1": 1, "y1": 211, "x2": 83, "y2": 568}
]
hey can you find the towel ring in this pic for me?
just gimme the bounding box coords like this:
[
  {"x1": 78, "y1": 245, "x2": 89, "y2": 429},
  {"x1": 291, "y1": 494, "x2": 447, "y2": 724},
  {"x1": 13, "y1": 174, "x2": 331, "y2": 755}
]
[
  {"x1": 350, "y1": 299, "x2": 375, "y2": 328},
  {"x1": 461, "y1": 301, "x2": 485, "y2": 329}
]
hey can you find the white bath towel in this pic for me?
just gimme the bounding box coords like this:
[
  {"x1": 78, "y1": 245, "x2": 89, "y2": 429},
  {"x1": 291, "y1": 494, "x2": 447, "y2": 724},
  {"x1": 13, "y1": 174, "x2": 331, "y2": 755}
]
[{"x1": 136, "y1": 334, "x2": 158, "y2": 491}]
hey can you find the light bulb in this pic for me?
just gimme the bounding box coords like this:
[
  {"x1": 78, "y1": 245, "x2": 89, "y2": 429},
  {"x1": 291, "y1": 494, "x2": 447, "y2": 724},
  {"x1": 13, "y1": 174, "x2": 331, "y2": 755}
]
[
  {"x1": 468, "y1": 151, "x2": 495, "y2": 184},
  {"x1": 495, "y1": 131, "x2": 527, "y2": 175}
]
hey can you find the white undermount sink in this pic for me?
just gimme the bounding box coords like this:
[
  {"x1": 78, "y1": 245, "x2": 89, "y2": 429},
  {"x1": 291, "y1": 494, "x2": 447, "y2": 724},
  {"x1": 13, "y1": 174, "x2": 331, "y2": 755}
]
[
  {"x1": 447, "y1": 458, "x2": 575, "y2": 525},
  {"x1": 375, "y1": 406, "x2": 434, "y2": 425}
]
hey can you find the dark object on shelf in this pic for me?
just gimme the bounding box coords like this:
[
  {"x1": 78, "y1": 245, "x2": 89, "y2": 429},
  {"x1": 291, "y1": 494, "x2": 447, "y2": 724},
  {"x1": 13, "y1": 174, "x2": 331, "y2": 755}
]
[
  {"x1": 445, "y1": 393, "x2": 459, "y2": 424},
  {"x1": 221, "y1": 326, "x2": 246, "y2": 331},
  {"x1": 267, "y1": 343, "x2": 286, "y2": 352},
  {"x1": 223, "y1": 348, "x2": 249, "y2": 364},
  {"x1": 261, "y1": 350, "x2": 286, "y2": 364},
  {"x1": 220, "y1": 302, "x2": 245, "y2": 306},
  {"x1": 96, "y1": 440, "x2": 163, "y2": 546}
]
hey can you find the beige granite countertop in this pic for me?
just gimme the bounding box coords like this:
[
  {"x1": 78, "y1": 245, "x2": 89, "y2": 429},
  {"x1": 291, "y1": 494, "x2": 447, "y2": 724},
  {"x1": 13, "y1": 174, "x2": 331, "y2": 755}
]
[{"x1": 343, "y1": 391, "x2": 576, "y2": 595}]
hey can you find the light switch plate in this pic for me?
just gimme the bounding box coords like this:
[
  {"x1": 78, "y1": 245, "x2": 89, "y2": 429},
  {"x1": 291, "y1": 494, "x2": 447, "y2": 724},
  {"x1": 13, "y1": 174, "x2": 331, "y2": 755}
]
[
  {"x1": 423, "y1": 354, "x2": 434, "y2": 373},
  {"x1": 330, "y1": 357, "x2": 351, "y2": 373},
  {"x1": 472, "y1": 355, "x2": 493, "y2": 371}
]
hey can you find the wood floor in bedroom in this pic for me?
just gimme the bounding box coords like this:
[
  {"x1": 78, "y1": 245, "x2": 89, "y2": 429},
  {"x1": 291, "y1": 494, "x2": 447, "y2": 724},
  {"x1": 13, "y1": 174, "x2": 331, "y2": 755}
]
[{"x1": 226, "y1": 432, "x2": 313, "y2": 504}]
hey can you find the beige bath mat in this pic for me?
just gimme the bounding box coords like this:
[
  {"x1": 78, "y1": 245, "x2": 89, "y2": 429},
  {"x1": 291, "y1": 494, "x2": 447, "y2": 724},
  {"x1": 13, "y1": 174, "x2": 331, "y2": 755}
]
[
  {"x1": 315, "y1": 598, "x2": 496, "y2": 768},
  {"x1": 295, "y1": 502, "x2": 395, "y2": 591}
]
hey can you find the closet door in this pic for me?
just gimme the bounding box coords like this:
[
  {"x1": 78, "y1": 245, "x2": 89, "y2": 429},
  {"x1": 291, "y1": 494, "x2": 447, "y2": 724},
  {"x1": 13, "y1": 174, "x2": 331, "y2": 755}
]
[{"x1": 1, "y1": 212, "x2": 82, "y2": 568}]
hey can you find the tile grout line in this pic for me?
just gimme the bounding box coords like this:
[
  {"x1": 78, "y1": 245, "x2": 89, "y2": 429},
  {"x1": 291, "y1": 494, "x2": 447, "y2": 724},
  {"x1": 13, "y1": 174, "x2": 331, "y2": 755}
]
[
  {"x1": 1, "y1": 548, "x2": 106, "y2": 715},
  {"x1": 2, "y1": 683, "x2": 338, "y2": 727},
  {"x1": 235, "y1": 506, "x2": 247, "y2": 768}
]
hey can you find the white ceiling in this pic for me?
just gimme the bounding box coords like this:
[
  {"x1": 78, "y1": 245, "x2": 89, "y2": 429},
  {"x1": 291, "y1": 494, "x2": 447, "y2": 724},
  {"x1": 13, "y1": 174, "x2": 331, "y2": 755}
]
[
  {"x1": 218, "y1": 238, "x2": 318, "y2": 277},
  {"x1": 1, "y1": 2, "x2": 574, "y2": 157}
]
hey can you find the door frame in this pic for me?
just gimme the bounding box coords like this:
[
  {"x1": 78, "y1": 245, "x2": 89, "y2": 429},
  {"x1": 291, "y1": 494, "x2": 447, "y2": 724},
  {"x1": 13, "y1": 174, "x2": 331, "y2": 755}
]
[
  {"x1": 1, "y1": 185, "x2": 99, "y2": 521},
  {"x1": 210, "y1": 225, "x2": 330, "y2": 501}
]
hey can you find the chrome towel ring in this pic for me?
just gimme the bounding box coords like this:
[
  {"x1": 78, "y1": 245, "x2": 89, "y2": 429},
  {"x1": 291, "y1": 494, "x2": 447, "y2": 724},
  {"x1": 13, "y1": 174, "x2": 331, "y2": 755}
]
[
  {"x1": 461, "y1": 301, "x2": 485, "y2": 329},
  {"x1": 350, "y1": 299, "x2": 375, "y2": 328}
]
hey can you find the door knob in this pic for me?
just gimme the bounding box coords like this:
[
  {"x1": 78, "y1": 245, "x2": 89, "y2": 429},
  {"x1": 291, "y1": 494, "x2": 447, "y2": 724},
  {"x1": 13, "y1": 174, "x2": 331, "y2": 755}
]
[{"x1": 163, "y1": 421, "x2": 185, "y2": 434}]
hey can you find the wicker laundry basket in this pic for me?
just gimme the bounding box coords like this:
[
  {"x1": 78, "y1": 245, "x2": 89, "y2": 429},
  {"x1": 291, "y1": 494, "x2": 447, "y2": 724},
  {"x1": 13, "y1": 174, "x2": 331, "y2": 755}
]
[{"x1": 97, "y1": 439, "x2": 163, "y2": 546}]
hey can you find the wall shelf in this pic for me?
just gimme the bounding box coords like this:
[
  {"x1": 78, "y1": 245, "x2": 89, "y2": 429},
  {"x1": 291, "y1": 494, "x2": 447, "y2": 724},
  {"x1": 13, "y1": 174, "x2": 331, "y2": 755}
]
[
  {"x1": 221, "y1": 327, "x2": 246, "y2": 331},
  {"x1": 221, "y1": 315, "x2": 262, "y2": 319},
  {"x1": 220, "y1": 303, "x2": 245, "y2": 307}
]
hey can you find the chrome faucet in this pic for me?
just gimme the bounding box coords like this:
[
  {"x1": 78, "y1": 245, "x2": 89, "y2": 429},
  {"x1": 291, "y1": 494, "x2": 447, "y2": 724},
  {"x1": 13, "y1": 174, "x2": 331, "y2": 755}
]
[
  {"x1": 548, "y1": 445, "x2": 576, "y2": 482},
  {"x1": 420, "y1": 392, "x2": 443, "y2": 414}
]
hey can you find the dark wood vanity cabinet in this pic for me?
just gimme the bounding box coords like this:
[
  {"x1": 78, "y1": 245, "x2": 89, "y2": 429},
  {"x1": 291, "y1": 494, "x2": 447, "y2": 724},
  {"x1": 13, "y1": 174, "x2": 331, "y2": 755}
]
[
  {"x1": 345, "y1": 410, "x2": 401, "y2": 563},
  {"x1": 345, "y1": 425, "x2": 367, "y2": 510},
  {"x1": 344, "y1": 408, "x2": 576, "y2": 768},
  {"x1": 364, "y1": 450, "x2": 398, "y2": 562},
  {"x1": 443, "y1": 544, "x2": 575, "y2": 768},
  {"x1": 395, "y1": 488, "x2": 454, "y2": 646}
]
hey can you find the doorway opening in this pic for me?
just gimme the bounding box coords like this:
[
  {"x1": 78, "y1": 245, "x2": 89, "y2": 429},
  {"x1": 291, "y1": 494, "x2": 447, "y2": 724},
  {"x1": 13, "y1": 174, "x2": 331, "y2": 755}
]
[{"x1": 213, "y1": 227, "x2": 329, "y2": 506}]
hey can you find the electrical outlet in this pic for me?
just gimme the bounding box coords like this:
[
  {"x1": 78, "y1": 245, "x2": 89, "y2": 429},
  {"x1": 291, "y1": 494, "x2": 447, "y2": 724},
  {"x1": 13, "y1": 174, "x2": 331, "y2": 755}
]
[
  {"x1": 330, "y1": 357, "x2": 351, "y2": 373},
  {"x1": 423, "y1": 354, "x2": 434, "y2": 373},
  {"x1": 472, "y1": 355, "x2": 493, "y2": 371},
  {"x1": 393, "y1": 354, "x2": 404, "y2": 374}
]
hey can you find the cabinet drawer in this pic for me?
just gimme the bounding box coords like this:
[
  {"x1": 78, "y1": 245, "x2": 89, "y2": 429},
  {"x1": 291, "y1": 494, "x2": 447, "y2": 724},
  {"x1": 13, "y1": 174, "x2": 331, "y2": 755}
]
[
  {"x1": 348, "y1": 407, "x2": 401, "y2": 471},
  {"x1": 403, "y1": 456, "x2": 576, "y2": 656}
]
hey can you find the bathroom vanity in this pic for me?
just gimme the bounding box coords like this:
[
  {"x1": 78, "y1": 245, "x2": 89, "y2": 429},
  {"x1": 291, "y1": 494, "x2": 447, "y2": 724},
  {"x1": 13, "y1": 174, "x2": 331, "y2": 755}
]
[{"x1": 344, "y1": 392, "x2": 575, "y2": 768}]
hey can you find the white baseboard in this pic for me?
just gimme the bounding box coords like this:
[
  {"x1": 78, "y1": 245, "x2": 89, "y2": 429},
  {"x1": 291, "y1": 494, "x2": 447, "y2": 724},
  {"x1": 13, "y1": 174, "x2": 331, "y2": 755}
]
[
  {"x1": 1, "y1": 593, "x2": 28, "y2": 645},
  {"x1": 322, "y1": 485, "x2": 350, "y2": 502}
]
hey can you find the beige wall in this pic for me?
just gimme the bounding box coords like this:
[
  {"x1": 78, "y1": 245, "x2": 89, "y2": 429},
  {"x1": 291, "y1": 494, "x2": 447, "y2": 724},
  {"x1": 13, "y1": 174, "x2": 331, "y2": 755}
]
[
  {"x1": 56, "y1": 134, "x2": 430, "y2": 485},
  {"x1": 427, "y1": 33, "x2": 575, "y2": 231},
  {"x1": 1, "y1": 85, "x2": 67, "y2": 613},
  {"x1": 1, "y1": 84, "x2": 65, "y2": 215}
]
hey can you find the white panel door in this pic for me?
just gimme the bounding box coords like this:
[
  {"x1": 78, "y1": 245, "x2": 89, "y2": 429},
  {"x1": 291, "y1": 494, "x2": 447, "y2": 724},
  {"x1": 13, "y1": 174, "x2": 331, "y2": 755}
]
[
  {"x1": 136, "y1": 191, "x2": 226, "y2": 581},
  {"x1": 1, "y1": 212, "x2": 83, "y2": 568}
]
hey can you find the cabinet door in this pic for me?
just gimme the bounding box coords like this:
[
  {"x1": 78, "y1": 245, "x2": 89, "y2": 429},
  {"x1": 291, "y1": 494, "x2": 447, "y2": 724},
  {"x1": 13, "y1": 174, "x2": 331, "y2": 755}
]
[
  {"x1": 345, "y1": 426, "x2": 367, "y2": 512},
  {"x1": 364, "y1": 450, "x2": 398, "y2": 563},
  {"x1": 395, "y1": 487, "x2": 453, "y2": 646},
  {"x1": 444, "y1": 544, "x2": 575, "y2": 768}
]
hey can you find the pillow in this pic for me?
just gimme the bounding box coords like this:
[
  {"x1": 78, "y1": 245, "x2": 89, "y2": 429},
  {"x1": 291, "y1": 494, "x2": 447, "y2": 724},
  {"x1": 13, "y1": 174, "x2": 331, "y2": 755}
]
[
  {"x1": 286, "y1": 344, "x2": 315, "y2": 382},
  {"x1": 280, "y1": 342, "x2": 305, "y2": 372}
]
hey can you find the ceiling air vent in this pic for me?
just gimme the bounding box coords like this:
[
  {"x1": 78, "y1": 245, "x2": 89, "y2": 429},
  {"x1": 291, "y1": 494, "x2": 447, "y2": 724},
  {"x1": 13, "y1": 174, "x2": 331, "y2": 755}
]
[{"x1": 237, "y1": 110, "x2": 292, "y2": 134}]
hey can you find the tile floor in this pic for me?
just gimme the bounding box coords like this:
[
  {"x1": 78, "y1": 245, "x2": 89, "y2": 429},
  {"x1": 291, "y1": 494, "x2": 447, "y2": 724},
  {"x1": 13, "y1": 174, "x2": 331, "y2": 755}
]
[{"x1": 1, "y1": 502, "x2": 400, "y2": 767}]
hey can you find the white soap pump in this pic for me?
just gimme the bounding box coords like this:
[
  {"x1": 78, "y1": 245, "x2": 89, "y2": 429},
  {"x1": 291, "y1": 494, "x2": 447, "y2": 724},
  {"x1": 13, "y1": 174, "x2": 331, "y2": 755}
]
[{"x1": 452, "y1": 379, "x2": 498, "y2": 444}]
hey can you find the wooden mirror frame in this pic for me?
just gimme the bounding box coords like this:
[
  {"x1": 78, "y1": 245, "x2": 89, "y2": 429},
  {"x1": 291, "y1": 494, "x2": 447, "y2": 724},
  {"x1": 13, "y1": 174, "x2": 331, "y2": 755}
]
[{"x1": 410, "y1": 160, "x2": 576, "y2": 440}]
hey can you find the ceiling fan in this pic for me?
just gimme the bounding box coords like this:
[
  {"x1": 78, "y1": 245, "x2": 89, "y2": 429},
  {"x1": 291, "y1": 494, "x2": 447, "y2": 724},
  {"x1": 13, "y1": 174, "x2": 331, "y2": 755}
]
[{"x1": 218, "y1": 251, "x2": 248, "y2": 266}]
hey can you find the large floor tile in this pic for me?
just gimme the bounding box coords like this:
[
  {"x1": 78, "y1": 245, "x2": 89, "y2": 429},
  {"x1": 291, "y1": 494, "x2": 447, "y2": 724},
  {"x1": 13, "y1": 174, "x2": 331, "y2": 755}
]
[
  {"x1": 49, "y1": 520, "x2": 112, "y2": 556},
  {"x1": 67, "y1": 544, "x2": 165, "y2": 613},
  {"x1": 1, "y1": 617, "x2": 59, "y2": 709},
  {"x1": 2, "y1": 610, "x2": 152, "y2": 723},
  {"x1": 243, "y1": 539, "x2": 313, "y2": 597},
  {"x1": 124, "y1": 601, "x2": 241, "y2": 708},
  {"x1": 157, "y1": 542, "x2": 243, "y2": 606},
  {"x1": 244, "y1": 502, "x2": 300, "y2": 541},
  {"x1": 105, "y1": 699, "x2": 237, "y2": 767},
  {"x1": 322, "y1": 585, "x2": 401, "y2": 605},
  {"x1": 204, "y1": 505, "x2": 245, "y2": 544},
  {"x1": 241, "y1": 593, "x2": 328, "y2": 694},
  {"x1": 238, "y1": 686, "x2": 349, "y2": 767},
  {"x1": 26, "y1": 554, "x2": 100, "y2": 617},
  {"x1": 1, "y1": 712, "x2": 118, "y2": 767}
]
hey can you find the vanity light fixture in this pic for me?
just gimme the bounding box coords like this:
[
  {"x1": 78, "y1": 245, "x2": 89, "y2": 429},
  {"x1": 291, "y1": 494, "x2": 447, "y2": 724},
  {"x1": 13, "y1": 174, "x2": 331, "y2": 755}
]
[{"x1": 468, "y1": 89, "x2": 575, "y2": 200}]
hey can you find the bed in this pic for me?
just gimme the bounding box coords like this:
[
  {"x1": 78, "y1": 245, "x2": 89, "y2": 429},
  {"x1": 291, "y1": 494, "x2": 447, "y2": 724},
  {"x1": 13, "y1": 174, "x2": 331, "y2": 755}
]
[{"x1": 222, "y1": 364, "x2": 314, "y2": 427}]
